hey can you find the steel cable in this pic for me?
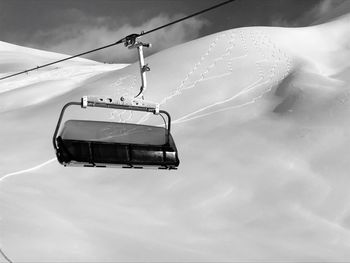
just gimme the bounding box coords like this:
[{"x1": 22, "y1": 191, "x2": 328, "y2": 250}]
[{"x1": 0, "y1": 0, "x2": 237, "y2": 82}]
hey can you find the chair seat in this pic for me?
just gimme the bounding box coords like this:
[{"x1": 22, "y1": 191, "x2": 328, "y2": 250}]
[{"x1": 56, "y1": 120, "x2": 179, "y2": 169}]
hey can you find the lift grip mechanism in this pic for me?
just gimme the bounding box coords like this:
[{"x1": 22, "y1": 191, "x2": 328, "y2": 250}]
[{"x1": 120, "y1": 33, "x2": 151, "y2": 100}]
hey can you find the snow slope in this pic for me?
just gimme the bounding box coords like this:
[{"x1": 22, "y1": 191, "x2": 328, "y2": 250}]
[
  {"x1": 1, "y1": 12, "x2": 350, "y2": 262},
  {"x1": 0, "y1": 41, "x2": 127, "y2": 113}
]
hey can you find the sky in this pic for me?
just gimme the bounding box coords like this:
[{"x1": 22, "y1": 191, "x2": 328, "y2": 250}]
[{"x1": 0, "y1": 0, "x2": 346, "y2": 63}]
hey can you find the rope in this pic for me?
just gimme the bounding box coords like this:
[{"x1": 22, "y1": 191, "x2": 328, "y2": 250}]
[
  {"x1": 0, "y1": 0, "x2": 237, "y2": 82},
  {"x1": 0, "y1": 248, "x2": 12, "y2": 263}
]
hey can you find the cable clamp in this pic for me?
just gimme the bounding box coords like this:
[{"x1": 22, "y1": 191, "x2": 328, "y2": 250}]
[
  {"x1": 122, "y1": 33, "x2": 140, "y2": 47},
  {"x1": 142, "y1": 64, "x2": 150, "y2": 73}
]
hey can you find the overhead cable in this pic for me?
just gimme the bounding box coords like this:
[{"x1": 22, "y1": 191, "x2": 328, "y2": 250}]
[
  {"x1": 0, "y1": 0, "x2": 236, "y2": 81},
  {"x1": 0, "y1": 248, "x2": 12, "y2": 263}
]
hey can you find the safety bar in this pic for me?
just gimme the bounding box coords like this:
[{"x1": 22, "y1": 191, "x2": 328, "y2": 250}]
[{"x1": 53, "y1": 101, "x2": 172, "y2": 152}]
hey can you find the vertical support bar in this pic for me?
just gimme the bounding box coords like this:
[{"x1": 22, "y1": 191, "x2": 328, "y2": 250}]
[{"x1": 137, "y1": 45, "x2": 147, "y2": 97}]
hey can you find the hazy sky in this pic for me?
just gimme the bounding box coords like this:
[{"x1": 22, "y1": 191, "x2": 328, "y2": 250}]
[{"x1": 0, "y1": 0, "x2": 344, "y2": 63}]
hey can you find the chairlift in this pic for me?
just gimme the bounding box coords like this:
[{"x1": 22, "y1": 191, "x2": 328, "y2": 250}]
[
  {"x1": 53, "y1": 36, "x2": 180, "y2": 169},
  {"x1": 53, "y1": 97, "x2": 179, "y2": 169}
]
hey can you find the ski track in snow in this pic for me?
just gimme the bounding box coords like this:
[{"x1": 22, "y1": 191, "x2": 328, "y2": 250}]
[
  {"x1": 0, "y1": 159, "x2": 57, "y2": 262},
  {"x1": 132, "y1": 29, "x2": 292, "y2": 125},
  {"x1": 171, "y1": 29, "x2": 292, "y2": 124},
  {"x1": 0, "y1": 158, "x2": 56, "y2": 184},
  {"x1": 138, "y1": 29, "x2": 291, "y2": 125},
  {"x1": 0, "y1": 158, "x2": 57, "y2": 263}
]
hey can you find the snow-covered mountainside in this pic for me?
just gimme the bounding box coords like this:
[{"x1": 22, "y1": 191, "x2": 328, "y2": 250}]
[
  {"x1": 1, "y1": 11, "x2": 350, "y2": 262},
  {"x1": 0, "y1": 41, "x2": 127, "y2": 113}
]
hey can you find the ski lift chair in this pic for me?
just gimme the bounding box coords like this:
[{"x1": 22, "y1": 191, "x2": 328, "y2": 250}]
[{"x1": 53, "y1": 97, "x2": 179, "y2": 169}]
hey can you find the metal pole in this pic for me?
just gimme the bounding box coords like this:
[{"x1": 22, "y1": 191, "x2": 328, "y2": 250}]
[{"x1": 137, "y1": 45, "x2": 147, "y2": 96}]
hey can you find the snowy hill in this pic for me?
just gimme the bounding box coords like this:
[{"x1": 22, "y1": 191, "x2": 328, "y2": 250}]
[
  {"x1": 0, "y1": 40, "x2": 127, "y2": 113},
  {"x1": 0, "y1": 40, "x2": 97, "y2": 73},
  {"x1": 1, "y1": 12, "x2": 350, "y2": 262}
]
